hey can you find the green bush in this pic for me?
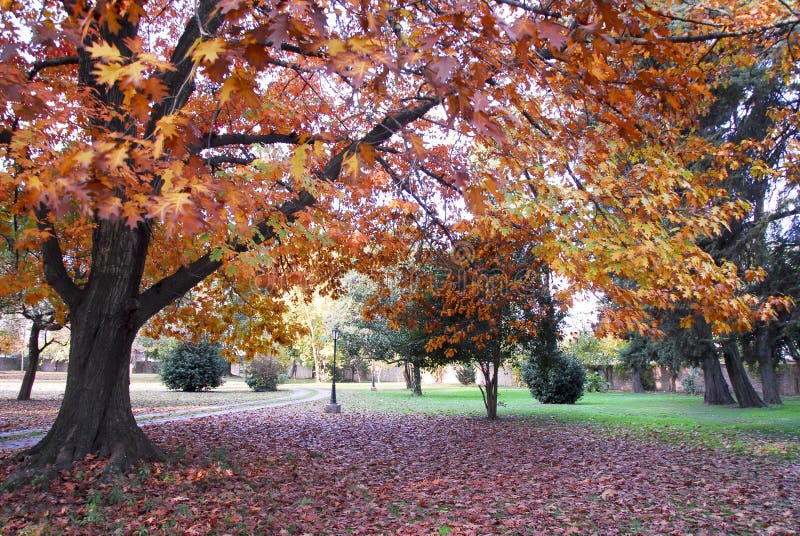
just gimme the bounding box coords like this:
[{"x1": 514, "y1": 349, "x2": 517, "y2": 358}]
[
  {"x1": 680, "y1": 367, "x2": 703, "y2": 395},
  {"x1": 159, "y1": 340, "x2": 228, "y2": 392},
  {"x1": 521, "y1": 351, "x2": 586, "y2": 404},
  {"x1": 455, "y1": 364, "x2": 476, "y2": 385},
  {"x1": 246, "y1": 357, "x2": 283, "y2": 392},
  {"x1": 585, "y1": 371, "x2": 608, "y2": 393}
]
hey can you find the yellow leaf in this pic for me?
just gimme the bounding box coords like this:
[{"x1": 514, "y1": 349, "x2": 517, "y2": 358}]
[
  {"x1": 326, "y1": 39, "x2": 346, "y2": 55},
  {"x1": 93, "y1": 63, "x2": 125, "y2": 86},
  {"x1": 87, "y1": 42, "x2": 124, "y2": 62},
  {"x1": 154, "y1": 114, "x2": 182, "y2": 139},
  {"x1": 148, "y1": 192, "x2": 195, "y2": 222},
  {"x1": 290, "y1": 145, "x2": 309, "y2": 180},
  {"x1": 342, "y1": 151, "x2": 359, "y2": 179},
  {"x1": 192, "y1": 38, "x2": 226, "y2": 64},
  {"x1": 105, "y1": 145, "x2": 128, "y2": 169},
  {"x1": 349, "y1": 37, "x2": 379, "y2": 55}
]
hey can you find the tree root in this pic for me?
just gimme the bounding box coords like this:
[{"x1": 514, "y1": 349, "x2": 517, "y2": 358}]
[{"x1": 2, "y1": 427, "x2": 165, "y2": 490}]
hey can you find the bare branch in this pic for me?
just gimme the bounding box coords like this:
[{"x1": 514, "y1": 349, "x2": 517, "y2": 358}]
[
  {"x1": 196, "y1": 132, "x2": 303, "y2": 152},
  {"x1": 492, "y1": 0, "x2": 560, "y2": 17}
]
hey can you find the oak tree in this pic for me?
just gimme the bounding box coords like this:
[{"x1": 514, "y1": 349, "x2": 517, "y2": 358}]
[{"x1": 1, "y1": 0, "x2": 797, "y2": 481}]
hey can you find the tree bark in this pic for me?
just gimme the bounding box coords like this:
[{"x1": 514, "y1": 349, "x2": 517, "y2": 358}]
[
  {"x1": 403, "y1": 361, "x2": 412, "y2": 389},
  {"x1": 9, "y1": 222, "x2": 163, "y2": 486},
  {"x1": 722, "y1": 341, "x2": 767, "y2": 408},
  {"x1": 411, "y1": 361, "x2": 422, "y2": 396},
  {"x1": 478, "y1": 356, "x2": 500, "y2": 420},
  {"x1": 17, "y1": 323, "x2": 42, "y2": 401},
  {"x1": 660, "y1": 365, "x2": 671, "y2": 393},
  {"x1": 754, "y1": 324, "x2": 782, "y2": 405},
  {"x1": 631, "y1": 366, "x2": 645, "y2": 393},
  {"x1": 701, "y1": 354, "x2": 736, "y2": 405},
  {"x1": 300, "y1": 301, "x2": 322, "y2": 384}
]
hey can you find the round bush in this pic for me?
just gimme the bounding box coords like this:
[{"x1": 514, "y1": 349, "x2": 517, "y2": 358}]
[
  {"x1": 455, "y1": 364, "x2": 476, "y2": 385},
  {"x1": 521, "y1": 352, "x2": 586, "y2": 404},
  {"x1": 246, "y1": 357, "x2": 283, "y2": 392},
  {"x1": 159, "y1": 340, "x2": 228, "y2": 392}
]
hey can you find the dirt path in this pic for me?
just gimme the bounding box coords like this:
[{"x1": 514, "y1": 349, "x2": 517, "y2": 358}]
[{"x1": 0, "y1": 385, "x2": 328, "y2": 451}]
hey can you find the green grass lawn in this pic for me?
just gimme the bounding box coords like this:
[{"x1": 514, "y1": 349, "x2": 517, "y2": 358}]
[{"x1": 337, "y1": 382, "x2": 800, "y2": 458}]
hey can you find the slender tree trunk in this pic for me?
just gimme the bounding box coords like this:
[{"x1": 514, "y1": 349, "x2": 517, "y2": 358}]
[
  {"x1": 412, "y1": 361, "x2": 422, "y2": 396},
  {"x1": 701, "y1": 354, "x2": 736, "y2": 405},
  {"x1": 9, "y1": 222, "x2": 162, "y2": 485},
  {"x1": 631, "y1": 366, "x2": 645, "y2": 393},
  {"x1": 478, "y1": 357, "x2": 500, "y2": 420},
  {"x1": 301, "y1": 302, "x2": 322, "y2": 384},
  {"x1": 403, "y1": 361, "x2": 412, "y2": 389},
  {"x1": 722, "y1": 341, "x2": 766, "y2": 408},
  {"x1": 17, "y1": 323, "x2": 42, "y2": 401},
  {"x1": 660, "y1": 365, "x2": 671, "y2": 393},
  {"x1": 755, "y1": 325, "x2": 782, "y2": 405}
]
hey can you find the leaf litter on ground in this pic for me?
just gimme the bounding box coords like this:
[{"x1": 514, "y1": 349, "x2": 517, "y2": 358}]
[{"x1": 1, "y1": 403, "x2": 798, "y2": 535}]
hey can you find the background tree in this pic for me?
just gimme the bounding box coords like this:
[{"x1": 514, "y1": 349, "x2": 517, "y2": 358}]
[
  {"x1": 567, "y1": 331, "x2": 623, "y2": 386},
  {"x1": 0, "y1": 207, "x2": 67, "y2": 401}
]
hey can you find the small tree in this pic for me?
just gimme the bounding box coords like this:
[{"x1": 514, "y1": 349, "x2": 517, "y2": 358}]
[
  {"x1": 245, "y1": 356, "x2": 283, "y2": 392},
  {"x1": 455, "y1": 364, "x2": 476, "y2": 385},
  {"x1": 159, "y1": 340, "x2": 227, "y2": 392}
]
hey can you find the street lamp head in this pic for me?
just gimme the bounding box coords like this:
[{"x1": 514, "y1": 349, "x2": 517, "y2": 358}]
[{"x1": 332, "y1": 327, "x2": 340, "y2": 341}]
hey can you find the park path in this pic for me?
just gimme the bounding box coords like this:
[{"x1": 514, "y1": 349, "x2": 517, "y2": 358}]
[{"x1": 0, "y1": 385, "x2": 329, "y2": 451}]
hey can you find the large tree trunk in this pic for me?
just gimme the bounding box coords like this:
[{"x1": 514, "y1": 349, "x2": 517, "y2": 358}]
[
  {"x1": 754, "y1": 325, "x2": 782, "y2": 405},
  {"x1": 722, "y1": 341, "x2": 767, "y2": 408},
  {"x1": 701, "y1": 355, "x2": 736, "y2": 405},
  {"x1": 669, "y1": 369, "x2": 678, "y2": 393},
  {"x1": 9, "y1": 222, "x2": 163, "y2": 485},
  {"x1": 631, "y1": 366, "x2": 645, "y2": 393},
  {"x1": 17, "y1": 323, "x2": 42, "y2": 401},
  {"x1": 411, "y1": 361, "x2": 422, "y2": 396}
]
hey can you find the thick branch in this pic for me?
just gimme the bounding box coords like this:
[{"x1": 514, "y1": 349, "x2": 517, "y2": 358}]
[
  {"x1": 39, "y1": 227, "x2": 83, "y2": 309},
  {"x1": 28, "y1": 56, "x2": 79, "y2": 79},
  {"x1": 135, "y1": 100, "x2": 440, "y2": 325},
  {"x1": 195, "y1": 132, "x2": 302, "y2": 152},
  {"x1": 322, "y1": 99, "x2": 440, "y2": 180},
  {"x1": 145, "y1": 0, "x2": 225, "y2": 137}
]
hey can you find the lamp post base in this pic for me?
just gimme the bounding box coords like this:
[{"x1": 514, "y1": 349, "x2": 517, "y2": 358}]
[{"x1": 324, "y1": 403, "x2": 342, "y2": 414}]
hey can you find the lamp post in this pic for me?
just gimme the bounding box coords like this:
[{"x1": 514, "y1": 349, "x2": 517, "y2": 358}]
[{"x1": 325, "y1": 327, "x2": 341, "y2": 413}]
